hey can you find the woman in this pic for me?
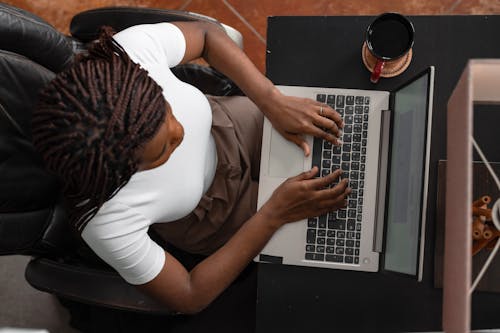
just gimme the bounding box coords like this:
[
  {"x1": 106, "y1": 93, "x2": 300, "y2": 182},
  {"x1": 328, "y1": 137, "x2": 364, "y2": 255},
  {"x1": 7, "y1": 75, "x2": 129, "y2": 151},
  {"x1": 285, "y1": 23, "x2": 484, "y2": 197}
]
[{"x1": 32, "y1": 21, "x2": 349, "y2": 314}]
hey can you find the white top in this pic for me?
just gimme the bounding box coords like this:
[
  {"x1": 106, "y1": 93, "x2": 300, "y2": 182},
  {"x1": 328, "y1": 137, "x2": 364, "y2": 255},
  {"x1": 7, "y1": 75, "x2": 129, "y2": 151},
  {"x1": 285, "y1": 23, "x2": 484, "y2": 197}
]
[{"x1": 81, "y1": 23, "x2": 218, "y2": 285}]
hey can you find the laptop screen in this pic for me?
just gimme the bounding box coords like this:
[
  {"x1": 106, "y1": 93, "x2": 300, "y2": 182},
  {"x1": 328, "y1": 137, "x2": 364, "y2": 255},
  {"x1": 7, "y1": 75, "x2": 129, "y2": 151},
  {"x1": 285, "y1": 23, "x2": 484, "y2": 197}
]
[{"x1": 383, "y1": 70, "x2": 432, "y2": 278}]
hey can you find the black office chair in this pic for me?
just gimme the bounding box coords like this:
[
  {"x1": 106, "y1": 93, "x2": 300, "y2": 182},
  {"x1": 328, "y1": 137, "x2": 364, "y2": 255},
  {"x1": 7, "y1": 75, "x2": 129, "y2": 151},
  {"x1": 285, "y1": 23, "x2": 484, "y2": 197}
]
[{"x1": 0, "y1": 4, "x2": 255, "y2": 332}]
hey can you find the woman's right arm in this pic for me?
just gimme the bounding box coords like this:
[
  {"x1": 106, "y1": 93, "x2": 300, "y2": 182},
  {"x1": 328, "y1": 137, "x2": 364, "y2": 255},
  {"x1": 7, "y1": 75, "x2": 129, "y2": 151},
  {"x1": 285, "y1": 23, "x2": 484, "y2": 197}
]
[{"x1": 137, "y1": 168, "x2": 350, "y2": 314}]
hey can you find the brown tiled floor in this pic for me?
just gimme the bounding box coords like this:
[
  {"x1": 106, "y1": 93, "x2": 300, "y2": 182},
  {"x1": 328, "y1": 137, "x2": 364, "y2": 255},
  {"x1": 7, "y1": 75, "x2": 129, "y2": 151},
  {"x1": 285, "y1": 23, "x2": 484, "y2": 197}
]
[{"x1": 5, "y1": 0, "x2": 500, "y2": 72}]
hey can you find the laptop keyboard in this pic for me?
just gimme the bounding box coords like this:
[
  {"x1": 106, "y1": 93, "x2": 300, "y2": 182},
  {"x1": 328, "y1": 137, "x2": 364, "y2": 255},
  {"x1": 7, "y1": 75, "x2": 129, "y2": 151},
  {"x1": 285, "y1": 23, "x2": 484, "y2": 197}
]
[{"x1": 305, "y1": 93, "x2": 370, "y2": 265}]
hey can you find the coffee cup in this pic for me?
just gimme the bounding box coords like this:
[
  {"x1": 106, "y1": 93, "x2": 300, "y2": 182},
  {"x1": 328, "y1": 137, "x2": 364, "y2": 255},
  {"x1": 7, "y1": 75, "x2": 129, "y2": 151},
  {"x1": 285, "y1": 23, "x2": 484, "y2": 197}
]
[{"x1": 365, "y1": 13, "x2": 415, "y2": 83}]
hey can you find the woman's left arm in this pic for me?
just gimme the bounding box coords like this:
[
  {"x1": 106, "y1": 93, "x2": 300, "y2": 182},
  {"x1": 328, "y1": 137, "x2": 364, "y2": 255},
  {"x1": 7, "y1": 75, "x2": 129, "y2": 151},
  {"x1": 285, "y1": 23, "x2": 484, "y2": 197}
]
[{"x1": 172, "y1": 21, "x2": 343, "y2": 156}]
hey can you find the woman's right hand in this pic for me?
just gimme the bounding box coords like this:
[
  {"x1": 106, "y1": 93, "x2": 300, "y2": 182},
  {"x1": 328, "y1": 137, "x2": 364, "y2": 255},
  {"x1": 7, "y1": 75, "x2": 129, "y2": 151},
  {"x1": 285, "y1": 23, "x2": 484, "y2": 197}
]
[
  {"x1": 139, "y1": 168, "x2": 348, "y2": 314},
  {"x1": 260, "y1": 167, "x2": 350, "y2": 229}
]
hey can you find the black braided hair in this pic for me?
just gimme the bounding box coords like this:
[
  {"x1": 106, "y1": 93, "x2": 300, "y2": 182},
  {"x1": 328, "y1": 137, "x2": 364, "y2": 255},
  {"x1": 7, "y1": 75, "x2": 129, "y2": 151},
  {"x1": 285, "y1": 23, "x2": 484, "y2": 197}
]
[{"x1": 32, "y1": 27, "x2": 166, "y2": 231}]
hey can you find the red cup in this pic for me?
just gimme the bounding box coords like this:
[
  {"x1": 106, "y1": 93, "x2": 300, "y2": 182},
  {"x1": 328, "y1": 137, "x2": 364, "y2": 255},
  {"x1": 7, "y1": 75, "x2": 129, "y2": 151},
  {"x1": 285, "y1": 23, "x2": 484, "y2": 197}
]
[{"x1": 366, "y1": 13, "x2": 415, "y2": 83}]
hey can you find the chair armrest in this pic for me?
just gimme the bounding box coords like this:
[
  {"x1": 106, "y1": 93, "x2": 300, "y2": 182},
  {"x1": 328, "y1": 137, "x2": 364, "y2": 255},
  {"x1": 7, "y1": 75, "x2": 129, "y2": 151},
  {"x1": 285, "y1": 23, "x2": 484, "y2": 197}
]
[
  {"x1": 171, "y1": 64, "x2": 243, "y2": 97},
  {"x1": 25, "y1": 257, "x2": 173, "y2": 315},
  {"x1": 70, "y1": 7, "x2": 243, "y2": 48}
]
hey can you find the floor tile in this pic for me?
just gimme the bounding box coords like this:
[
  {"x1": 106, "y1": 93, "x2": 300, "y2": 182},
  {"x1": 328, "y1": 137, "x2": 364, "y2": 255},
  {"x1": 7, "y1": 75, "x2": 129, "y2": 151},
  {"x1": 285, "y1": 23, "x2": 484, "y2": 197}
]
[
  {"x1": 4, "y1": 0, "x2": 266, "y2": 77},
  {"x1": 451, "y1": 0, "x2": 500, "y2": 14},
  {"x1": 5, "y1": 0, "x2": 500, "y2": 74},
  {"x1": 226, "y1": 0, "x2": 458, "y2": 40},
  {"x1": 0, "y1": 255, "x2": 78, "y2": 333},
  {"x1": 3, "y1": 0, "x2": 188, "y2": 34},
  {"x1": 183, "y1": 0, "x2": 266, "y2": 72}
]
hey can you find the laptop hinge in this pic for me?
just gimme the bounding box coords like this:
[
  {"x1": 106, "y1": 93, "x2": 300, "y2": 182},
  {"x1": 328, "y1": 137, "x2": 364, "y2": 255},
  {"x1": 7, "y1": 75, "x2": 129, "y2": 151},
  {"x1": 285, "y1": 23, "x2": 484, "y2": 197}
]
[{"x1": 373, "y1": 109, "x2": 391, "y2": 253}]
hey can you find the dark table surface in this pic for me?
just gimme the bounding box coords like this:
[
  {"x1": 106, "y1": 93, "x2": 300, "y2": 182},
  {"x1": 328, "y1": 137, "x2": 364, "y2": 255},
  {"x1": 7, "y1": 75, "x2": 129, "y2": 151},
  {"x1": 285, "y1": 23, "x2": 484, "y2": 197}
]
[{"x1": 256, "y1": 15, "x2": 500, "y2": 333}]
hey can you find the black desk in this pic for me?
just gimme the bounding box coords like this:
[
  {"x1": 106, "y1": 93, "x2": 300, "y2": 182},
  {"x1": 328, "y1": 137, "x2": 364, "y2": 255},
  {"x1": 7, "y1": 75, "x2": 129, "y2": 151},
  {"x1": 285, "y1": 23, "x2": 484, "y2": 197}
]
[{"x1": 256, "y1": 16, "x2": 500, "y2": 333}]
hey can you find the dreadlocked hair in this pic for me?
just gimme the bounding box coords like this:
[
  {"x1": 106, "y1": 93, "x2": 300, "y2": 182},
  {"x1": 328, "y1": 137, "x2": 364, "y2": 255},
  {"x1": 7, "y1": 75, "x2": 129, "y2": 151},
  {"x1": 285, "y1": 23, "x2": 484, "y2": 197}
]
[{"x1": 32, "y1": 27, "x2": 167, "y2": 232}]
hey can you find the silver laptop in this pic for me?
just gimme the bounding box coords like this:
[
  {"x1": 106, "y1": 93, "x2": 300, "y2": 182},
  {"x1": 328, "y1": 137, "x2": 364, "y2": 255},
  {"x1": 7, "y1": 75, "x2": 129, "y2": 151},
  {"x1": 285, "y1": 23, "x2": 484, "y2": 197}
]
[{"x1": 256, "y1": 67, "x2": 434, "y2": 281}]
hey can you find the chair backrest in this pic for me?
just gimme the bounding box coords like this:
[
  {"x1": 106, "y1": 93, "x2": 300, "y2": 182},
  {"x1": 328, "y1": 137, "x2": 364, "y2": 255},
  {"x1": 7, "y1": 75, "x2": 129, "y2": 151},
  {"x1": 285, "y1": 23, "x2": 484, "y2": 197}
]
[
  {"x1": 0, "y1": 3, "x2": 76, "y2": 256},
  {"x1": 70, "y1": 6, "x2": 243, "y2": 48},
  {"x1": 0, "y1": 3, "x2": 73, "y2": 72}
]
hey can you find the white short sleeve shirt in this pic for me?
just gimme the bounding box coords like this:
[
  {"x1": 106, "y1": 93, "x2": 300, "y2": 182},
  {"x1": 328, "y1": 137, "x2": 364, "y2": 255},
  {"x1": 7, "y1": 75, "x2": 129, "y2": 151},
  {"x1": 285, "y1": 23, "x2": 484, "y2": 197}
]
[{"x1": 81, "y1": 23, "x2": 217, "y2": 285}]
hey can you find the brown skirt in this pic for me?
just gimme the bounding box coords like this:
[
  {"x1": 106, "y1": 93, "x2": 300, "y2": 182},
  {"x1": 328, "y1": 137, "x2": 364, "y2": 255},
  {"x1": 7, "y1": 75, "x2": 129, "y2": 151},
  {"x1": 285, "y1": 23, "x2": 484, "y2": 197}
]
[{"x1": 150, "y1": 95, "x2": 264, "y2": 255}]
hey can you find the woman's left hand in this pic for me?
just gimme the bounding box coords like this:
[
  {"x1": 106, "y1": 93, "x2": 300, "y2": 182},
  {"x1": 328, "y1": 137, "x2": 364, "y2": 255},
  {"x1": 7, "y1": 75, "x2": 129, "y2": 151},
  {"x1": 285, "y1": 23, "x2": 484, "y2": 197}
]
[{"x1": 260, "y1": 88, "x2": 344, "y2": 156}]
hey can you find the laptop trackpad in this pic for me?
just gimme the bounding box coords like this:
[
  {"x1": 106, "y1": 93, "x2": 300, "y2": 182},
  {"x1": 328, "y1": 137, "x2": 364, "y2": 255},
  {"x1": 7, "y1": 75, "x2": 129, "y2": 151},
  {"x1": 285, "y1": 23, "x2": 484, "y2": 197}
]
[{"x1": 268, "y1": 129, "x2": 304, "y2": 178}]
